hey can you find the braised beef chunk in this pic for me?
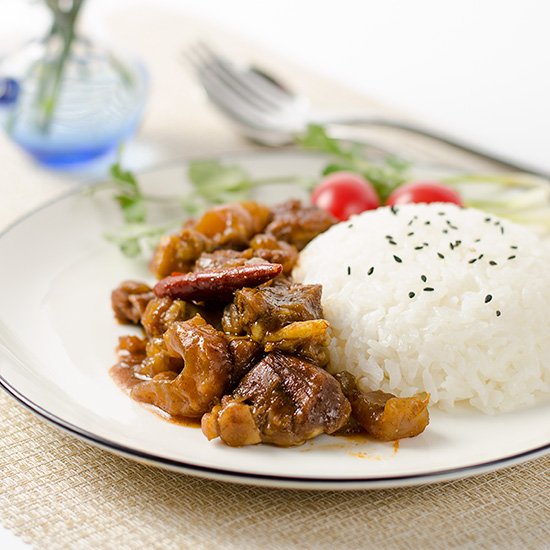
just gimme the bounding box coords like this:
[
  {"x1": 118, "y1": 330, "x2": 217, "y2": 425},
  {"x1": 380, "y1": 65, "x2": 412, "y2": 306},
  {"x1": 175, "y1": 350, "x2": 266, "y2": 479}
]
[
  {"x1": 150, "y1": 228, "x2": 210, "y2": 279},
  {"x1": 226, "y1": 336, "x2": 263, "y2": 387},
  {"x1": 335, "y1": 371, "x2": 430, "y2": 441},
  {"x1": 149, "y1": 200, "x2": 330, "y2": 279},
  {"x1": 222, "y1": 278, "x2": 323, "y2": 340},
  {"x1": 265, "y1": 199, "x2": 336, "y2": 250},
  {"x1": 194, "y1": 201, "x2": 272, "y2": 248},
  {"x1": 193, "y1": 249, "x2": 252, "y2": 272},
  {"x1": 154, "y1": 263, "x2": 283, "y2": 303},
  {"x1": 131, "y1": 316, "x2": 234, "y2": 418},
  {"x1": 111, "y1": 281, "x2": 154, "y2": 324},
  {"x1": 201, "y1": 352, "x2": 351, "y2": 447}
]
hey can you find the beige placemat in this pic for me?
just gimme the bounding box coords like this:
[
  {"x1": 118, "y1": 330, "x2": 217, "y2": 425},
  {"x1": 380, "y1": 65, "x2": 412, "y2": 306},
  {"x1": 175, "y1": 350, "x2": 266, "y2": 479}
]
[{"x1": 0, "y1": 8, "x2": 549, "y2": 550}]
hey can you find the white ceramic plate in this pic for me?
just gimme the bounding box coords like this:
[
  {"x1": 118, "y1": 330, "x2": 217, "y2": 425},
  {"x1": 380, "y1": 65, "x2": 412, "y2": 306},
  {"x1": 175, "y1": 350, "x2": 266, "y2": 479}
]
[{"x1": 0, "y1": 152, "x2": 548, "y2": 490}]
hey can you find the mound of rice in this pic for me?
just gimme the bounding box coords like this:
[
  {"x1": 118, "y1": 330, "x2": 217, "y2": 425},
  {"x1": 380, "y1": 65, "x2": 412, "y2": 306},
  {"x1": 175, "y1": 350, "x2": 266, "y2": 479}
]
[{"x1": 294, "y1": 203, "x2": 550, "y2": 413}]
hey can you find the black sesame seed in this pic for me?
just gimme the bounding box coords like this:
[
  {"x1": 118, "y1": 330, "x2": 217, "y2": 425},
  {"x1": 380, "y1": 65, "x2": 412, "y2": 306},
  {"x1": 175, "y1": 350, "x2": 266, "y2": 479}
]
[
  {"x1": 385, "y1": 235, "x2": 393, "y2": 240},
  {"x1": 425, "y1": 221, "x2": 431, "y2": 225},
  {"x1": 489, "y1": 260, "x2": 498, "y2": 266},
  {"x1": 423, "y1": 242, "x2": 429, "y2": 247},
  {"x1": 485, "y1": 294, "x2": 493, "y2": 303},
  {"x1": 389, "y1": 240, "x2": 397, "y2": 246},
  {"x1": 468, "y1": 258, "x2": 477, "y2": 264},
  {"x1": 367, "y1": 266, "x2": 374, "y2": 276},
  {"x1": 496, "y1": 310, "x2": 502, "y2": 317},
  {"x1": 510, "y1": 245, "x2": 518, "y2": 250},
  {"x1": 423, "y1": 287, "x2": 434, "y2": 292},
  {"x1": 484, "y1": 217, "x2": 491, "y2": 222},
  {"x1": 508, "y1": 255, "x2": 516, "y2": 260},
  {"x1": 393, "y1": 255, "x2": 403, "y2": 263},
  {"x1": 449, "y1": 224, "x2": 458, "y2": 230},
  {"x1": 494, "y1": 220, "x2": 501, "y2": 226},
  {"x1": 409, "y1": 291, "x2": 415, "y2": 299},
  {"x1": 437, "y1": 252, "x2": 445, "y2": 259},
  {"x1": 414, "y1": 246, "x2": 424, "y2": 250},
  {"x1": 478, "y1": 254, "x2": 484, "y2": 260},
  {"x1": 500, "y1": 226, "x2": 505, "y2": 235},
  {"x1": 348, "y1": 223, "x2": 353, "y2": 228},
  {"x1": 442, "y1": 229, "x2": 449, "y2": 234},
  {"x1": 407, "y1": 219, "x2": 414, "y2": 227},
  {"x1": 421, "y1": 275, "x2": 427, "y2": 282},
  {"x1": 450, "y1": 242, "x2": 455, "y2": 250},
  {"x1": 347, "y1": 266, "x2": 351, "y2": 276},
  {"x1": 407, "y1": 232, "x2": 414, "y2": 237},
  {"x1": 390, "y1": 206, "x2": 398, "y2": 215},
  {"x1": 438, "y1": 212, "x2": 445, "y2": 216},
  {"x1": 474, "y1": 238, "x2": 481, "y2": 242}
]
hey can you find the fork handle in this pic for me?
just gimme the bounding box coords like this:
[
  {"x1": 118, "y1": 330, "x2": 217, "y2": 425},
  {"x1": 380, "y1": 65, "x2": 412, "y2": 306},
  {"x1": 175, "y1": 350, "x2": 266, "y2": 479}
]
[{"x1": 320, "y1": 116, "x2": 550, "y2": 180}]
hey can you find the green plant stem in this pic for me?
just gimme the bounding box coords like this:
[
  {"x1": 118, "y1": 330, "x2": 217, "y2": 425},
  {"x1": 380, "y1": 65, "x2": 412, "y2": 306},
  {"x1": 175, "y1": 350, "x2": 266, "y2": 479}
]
[{"x1": 38, "y1": 0, "x2": 85, "y2": 133}]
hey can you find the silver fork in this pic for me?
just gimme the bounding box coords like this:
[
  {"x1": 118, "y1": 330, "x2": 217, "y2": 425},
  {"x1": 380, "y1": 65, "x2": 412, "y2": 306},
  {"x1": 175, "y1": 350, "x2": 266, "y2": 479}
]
[{"x1": 187, "y1": 42, "x2": 549, "y2": 179}]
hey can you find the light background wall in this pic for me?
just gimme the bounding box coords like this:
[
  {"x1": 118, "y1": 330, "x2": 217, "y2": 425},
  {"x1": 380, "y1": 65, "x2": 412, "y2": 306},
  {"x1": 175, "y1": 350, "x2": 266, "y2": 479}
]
[{"x1": 1, "y1": 0, "x2": 549, "y2": 169}]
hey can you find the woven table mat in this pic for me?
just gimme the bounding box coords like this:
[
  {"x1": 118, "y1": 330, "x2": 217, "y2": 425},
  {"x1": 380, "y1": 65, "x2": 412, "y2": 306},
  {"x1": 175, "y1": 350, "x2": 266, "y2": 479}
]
[
  {"x1": 0, "y1": 8, "x2": 549, "y2": 549},
  {"x1": 1, "y1": 391, "x2": 549, "y2": 549}
]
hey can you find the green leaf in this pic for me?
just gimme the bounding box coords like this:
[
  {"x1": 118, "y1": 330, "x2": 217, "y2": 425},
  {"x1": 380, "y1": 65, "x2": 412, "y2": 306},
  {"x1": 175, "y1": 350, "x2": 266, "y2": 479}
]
[
  {"x1": 114, "y1": 193, "x2": 146, "y2": 224},
  {"x1": 104, "y1": 223, "x2": 175, "y2": 258},
  {"x1": 297, "y1": 124, "x2": 351, "y2": 157},
  {"x1": 188, "y1": 160, "x2": 252, "y2": 200},
  {"x1": 298, "y1": 124, "x2": 410, "y2": 202},
  {"x1": 322, "y1": 163, "x2": 353, "y2": 176},
  {"x1": 119, "y1": 239, "x2": 141, "y2": 258},
  {"x1": 110, "y1": 160, "x2": 146, "y2": 224}
]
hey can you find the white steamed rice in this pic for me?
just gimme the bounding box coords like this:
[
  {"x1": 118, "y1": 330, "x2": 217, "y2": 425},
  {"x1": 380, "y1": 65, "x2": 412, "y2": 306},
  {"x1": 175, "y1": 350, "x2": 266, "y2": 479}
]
[{"x1": 293, "y1": 203, "x2": 550, "y2": 413}]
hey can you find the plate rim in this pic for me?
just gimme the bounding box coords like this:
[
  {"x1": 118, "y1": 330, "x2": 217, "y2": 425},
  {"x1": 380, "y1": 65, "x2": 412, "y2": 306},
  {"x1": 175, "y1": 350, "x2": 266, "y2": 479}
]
[
  {"x1": 0, "y1": 152, "x2": 549, "y2": 490},
  {"x1": 2, "y1": 373, "x2": 549, "y2": 489}
]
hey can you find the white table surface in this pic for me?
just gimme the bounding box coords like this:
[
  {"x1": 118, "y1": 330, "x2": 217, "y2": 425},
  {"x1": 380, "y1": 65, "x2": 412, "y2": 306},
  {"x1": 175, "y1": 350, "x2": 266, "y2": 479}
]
[{"x1": 1, "y1": 0, "x2": 549, "y2": 547}]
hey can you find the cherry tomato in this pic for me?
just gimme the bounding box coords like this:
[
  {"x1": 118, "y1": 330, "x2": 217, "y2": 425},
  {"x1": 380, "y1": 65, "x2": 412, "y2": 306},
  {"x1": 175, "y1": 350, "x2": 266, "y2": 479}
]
[
  {"x1": 311, "y1": 172, "x2": 380, "y2": 221},
  {"x1": 386, "y1": 181, "x2": 463, "y2": 206}
]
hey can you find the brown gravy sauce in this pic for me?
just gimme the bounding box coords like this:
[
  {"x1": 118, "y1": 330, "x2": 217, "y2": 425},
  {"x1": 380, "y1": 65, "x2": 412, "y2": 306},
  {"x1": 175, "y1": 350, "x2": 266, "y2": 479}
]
[{"x1": 110, "y1": 363, "x2": 201, "y2": 428}]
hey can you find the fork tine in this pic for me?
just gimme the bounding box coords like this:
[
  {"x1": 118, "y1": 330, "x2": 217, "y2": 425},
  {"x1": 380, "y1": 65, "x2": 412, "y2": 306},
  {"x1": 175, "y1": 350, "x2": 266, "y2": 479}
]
[
  {"x1": 196, "y1": 64, "x2": 282, "y2": 130},
  {"x1": 192, "y1": 43, "x2": 281, "y2": 112},
  {"x1": 193, "y1": 42, "x2": 294, "y2": 110}
]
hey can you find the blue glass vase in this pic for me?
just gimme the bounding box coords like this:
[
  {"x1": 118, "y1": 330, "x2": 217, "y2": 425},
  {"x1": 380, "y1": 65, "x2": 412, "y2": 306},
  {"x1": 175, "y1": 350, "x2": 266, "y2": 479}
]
[{"x1": 0, "y1": 36, "x2": 148, "y2": 167}]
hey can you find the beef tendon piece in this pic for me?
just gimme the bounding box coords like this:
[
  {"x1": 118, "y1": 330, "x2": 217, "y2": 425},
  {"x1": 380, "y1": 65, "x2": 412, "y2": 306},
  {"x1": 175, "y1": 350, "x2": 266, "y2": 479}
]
[
  {"x1": 141, "y1": 297, "x2": 200, "y2": 338},
  {"x1": 150, "y1": 228, "x2": 210, "y2": 279},
  {"x1": 194, "y1": 201, "x2": 272, "y2": 248},
  {"x1": 263, "y1": 319, "x2": 330, "y2": 366},
  {"x1": 154, "y1": 263, "x2": 283, "y2": 303},
  {"x1": 222, "y1": 277, "x2": 323, "y2": 340},
  {"x1": 265, "y1": 199, "x2": 336, "y2": 250},
  {"x1": 130, "y1": 316, "x2": 234, "y2": 418},
  {"x1": 249, "y1": 233, "x2": 299, "y2": 274},
  {"x1": 115, "y1": 335, "x2": 147, "y2": 367},
  {"x1": 194, "y1": 249, "x2": 253, "y2": 272},
  {"x1": 111, "y1": 280, "x2": 154, "y2": 324},
  {"x1": 134, "y1": 337, "x2": 185, "y2": 378},
  {"x1": 335, "y1": 371, "x2": 430, "y2": 441},
  {"x1": 201, "y1": 352, "x2": 351, "y2": 447}
]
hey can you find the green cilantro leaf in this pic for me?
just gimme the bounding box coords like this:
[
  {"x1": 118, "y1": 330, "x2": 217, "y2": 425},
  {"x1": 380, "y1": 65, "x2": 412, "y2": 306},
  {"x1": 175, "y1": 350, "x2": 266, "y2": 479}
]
[
  {"x1": 298, "y1": 124, "x2": 410, "y2": 201},
  {"x1": 110, "y1": 161, "x2": 146, "y2": 223},
  {"x1": 188, "y1": 160, "x2": 253, "y2": 202}
]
